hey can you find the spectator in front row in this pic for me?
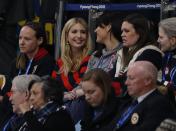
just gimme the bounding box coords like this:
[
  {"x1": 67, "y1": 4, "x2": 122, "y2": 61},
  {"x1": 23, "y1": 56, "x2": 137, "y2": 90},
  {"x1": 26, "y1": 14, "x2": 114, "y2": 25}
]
[
  {"x1": 17, "y1": 76, "x2": 75, "y2": 131},
  {"x1": 2, "y1": 74, "x2": 41, "y2": 131},
  {"x1": 114, "y1": 61, "x2": 176, "y2": 131},
  {"x1": 80, "y1": 68, "x2": 119, "y2": 131}
]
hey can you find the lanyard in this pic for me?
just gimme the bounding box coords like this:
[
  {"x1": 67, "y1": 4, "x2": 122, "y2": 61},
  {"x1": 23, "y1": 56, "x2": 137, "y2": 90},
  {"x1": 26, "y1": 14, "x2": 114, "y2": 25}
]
[
  {"x1": 3, "y1": 120, "x2": 10, "y2": 131},
  {"x1": 116, "y1": 101, "x2": 138, "y2": 129},
  {"x1": 18, "y1": 59, "x2": 33, "y2": 75},
  {"x1": 170, "y1": 67, "x2": 176, "y2": 86},
  {"x1": 162, "y1": 53, "x2": 176, "y2": 87},
  {"x1": 162, "y1": 53, "x2": 171, "y2": 82},
  {"x1": 3, "y1": 115, "x2": 16, "y2": 131}
]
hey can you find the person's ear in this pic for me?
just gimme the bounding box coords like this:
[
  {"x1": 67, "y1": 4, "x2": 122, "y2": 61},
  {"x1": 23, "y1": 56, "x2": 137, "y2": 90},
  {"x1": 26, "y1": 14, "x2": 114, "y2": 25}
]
[
  {"x1": 106, "y1": 24, "x2": 112, "y2": 32},
  {"x1": 25, "y1": 91, "x2": 30, "y2": 100},
  {"x1": 37, "y1": 37, "x2": 43, "y2": 46},
  {"x1": 144, "y1": 77, "x2": 152, "y2": 86},
  {"x1": 169, "y1": 36, "x2": 176, "y2": 49}
]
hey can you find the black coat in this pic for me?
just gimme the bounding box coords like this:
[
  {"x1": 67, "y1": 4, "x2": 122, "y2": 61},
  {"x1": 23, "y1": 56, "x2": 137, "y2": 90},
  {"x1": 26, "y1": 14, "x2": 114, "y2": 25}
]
[
  {"x1": 4, "y1": 48, "x2": 55, "y2": 94},
  {"x1": 0, "y1": 48, "x2": 55, "y2": 129},
  {"x1": 80, "y1": 95, "x2": 119, "y2": 131},
  {"x1": 10, "y1": 49, "x2": 55, "y2": 79},
  {"x1": 22, "y1": 108, "x2": 75, "y2": 131},
  {"x1": 116, "y1": 90, "x2": 176, "y2": 131}
]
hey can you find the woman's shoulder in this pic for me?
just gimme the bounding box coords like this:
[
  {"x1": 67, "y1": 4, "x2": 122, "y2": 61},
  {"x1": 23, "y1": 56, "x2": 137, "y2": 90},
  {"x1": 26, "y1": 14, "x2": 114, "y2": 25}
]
[
  {"x1": 137, "y1": 45, "x2": 163, "y2": 55},
  {"x1": 34, "y1": 48, "x2": 55, "y2": 64},
  {"x1": 135, "y1": 45, "x2": 163, "y2": 70},
  {"x1": 81, "y1": 55, "x2": 91, "y2": 65},
  {"x1": 56, "y1": 58, "x2": 62, "y2": 64},
  {"x1": 132, "y1": 45, "x2": 163, "y2": 60},
  {"x1": 128, "y1": 45, "x2": 163, "y2": 70},
  {"x1": 47, "y1": 106, "x2": 73, "y2": 122},
  {"x1": 83, "y1": 55, "x2": 91, "y2": 61},
  {"x1": 138, "y1": 45, "x2": 163, "y2": 57},
  {"x1": 48, "y1": 107, "x2": 75, "y2": 130}
]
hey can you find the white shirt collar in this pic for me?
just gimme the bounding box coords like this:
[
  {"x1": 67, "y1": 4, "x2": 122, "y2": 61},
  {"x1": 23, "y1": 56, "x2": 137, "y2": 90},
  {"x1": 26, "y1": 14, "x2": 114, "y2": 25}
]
[{"x1": 137, "y1": 89, "x2": 156, "y2": 103}]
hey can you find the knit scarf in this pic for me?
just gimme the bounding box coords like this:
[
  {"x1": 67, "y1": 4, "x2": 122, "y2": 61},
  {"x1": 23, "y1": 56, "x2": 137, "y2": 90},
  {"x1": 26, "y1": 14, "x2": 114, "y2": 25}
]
[{"x1": 19, "y1": 101, "x2": 59, "y2": 131}]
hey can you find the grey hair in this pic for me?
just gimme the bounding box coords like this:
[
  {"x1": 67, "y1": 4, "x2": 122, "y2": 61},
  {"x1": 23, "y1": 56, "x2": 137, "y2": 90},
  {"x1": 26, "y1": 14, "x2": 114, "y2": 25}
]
[
  {"x1": 159, "y1": 17, "x2": 176, "y2": 38},
  {"x1": 12, "y1": 74, "x2": 41, "y2": 92}
]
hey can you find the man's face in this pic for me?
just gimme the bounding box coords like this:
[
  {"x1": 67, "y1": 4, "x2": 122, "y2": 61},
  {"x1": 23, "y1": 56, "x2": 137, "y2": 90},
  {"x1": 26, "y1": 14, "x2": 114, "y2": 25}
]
[
  {"x1": 9, "y1": 85, "x2": 27, "y2": 114},
  {"x1": 125, "y1": 66, "x2": 146, "y2": 97}
]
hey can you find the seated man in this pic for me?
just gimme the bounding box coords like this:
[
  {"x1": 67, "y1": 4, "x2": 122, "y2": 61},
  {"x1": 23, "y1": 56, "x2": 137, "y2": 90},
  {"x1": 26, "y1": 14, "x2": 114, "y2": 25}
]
[{"x1": 115, "y1": 61, "x2": 176, "y2": 131}]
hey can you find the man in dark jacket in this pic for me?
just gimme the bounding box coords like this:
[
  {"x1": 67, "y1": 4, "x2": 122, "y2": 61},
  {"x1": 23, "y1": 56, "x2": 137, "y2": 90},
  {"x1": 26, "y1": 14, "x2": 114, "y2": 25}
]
[{"x1": 115, "y1": 61, "x2": 176, "y2": 131}]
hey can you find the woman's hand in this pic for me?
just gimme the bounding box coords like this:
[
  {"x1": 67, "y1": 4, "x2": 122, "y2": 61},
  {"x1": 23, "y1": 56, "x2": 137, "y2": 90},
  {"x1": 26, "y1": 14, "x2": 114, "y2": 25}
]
[
  {"x1": 74, "y1": 88, "x2": 84, "y2": 97},
  {"x1": 64, "y1": 88, "x2": 84, "y2": 101},
  {"x1": 64, "y1": 91, "x2": 77, "y2": 100}
]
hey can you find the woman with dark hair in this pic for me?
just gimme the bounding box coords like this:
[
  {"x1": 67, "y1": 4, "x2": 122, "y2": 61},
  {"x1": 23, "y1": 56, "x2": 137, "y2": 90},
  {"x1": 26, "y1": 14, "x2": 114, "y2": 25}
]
[
  {"x1": 114, "y1": 13, "x2": 163, "y2": 95},
  {"x1": 18, "y1": 76, "x2": 75, "y2": 131},
  {"x1": 88, "y1": 12, "x2": 122, "y2": 73},
  {"x1": 87, "y1": 12, "x2": 123, "y2": 96},
  {"x1": 80, "y1": 68, "x2": 119, "y2": 131},
  {"x1": 116, "y1": 13, "x2": 163, "y2": 76}
]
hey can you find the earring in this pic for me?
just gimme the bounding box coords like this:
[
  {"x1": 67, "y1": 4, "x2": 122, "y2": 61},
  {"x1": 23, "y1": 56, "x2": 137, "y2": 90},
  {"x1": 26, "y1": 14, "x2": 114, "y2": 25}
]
[{"x1": 66, "y1": 42, "x2": 69, "y2": 45}]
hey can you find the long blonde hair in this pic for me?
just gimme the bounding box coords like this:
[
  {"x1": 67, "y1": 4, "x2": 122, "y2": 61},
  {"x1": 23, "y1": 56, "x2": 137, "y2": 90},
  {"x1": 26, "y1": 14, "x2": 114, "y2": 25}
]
[{"x1": 60, "y1": 17, "x2": 92, "y2": 75}]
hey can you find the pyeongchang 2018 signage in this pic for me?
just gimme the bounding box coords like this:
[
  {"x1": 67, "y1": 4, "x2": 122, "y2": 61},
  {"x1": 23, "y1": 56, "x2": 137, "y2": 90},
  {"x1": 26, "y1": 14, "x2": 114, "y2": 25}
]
[{"x1": 65, "y1": 3, "x2": 161, "y2": 11}]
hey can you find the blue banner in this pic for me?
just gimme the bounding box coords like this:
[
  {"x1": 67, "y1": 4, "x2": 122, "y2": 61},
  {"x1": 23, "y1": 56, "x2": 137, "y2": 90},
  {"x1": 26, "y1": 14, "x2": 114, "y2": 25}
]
[{"x1": 65, "y1": 3, "x2": 161, "y2": 11}]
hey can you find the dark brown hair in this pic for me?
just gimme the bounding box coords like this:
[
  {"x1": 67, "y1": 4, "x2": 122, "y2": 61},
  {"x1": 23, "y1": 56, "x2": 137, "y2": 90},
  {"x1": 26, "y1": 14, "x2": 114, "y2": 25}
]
[
  {"x1": 122, "y1": 13, "x2": 156, "y2": 67},
  {"x1": 82, "y1": 68, "x2": 112, "y2": 105}
]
